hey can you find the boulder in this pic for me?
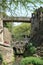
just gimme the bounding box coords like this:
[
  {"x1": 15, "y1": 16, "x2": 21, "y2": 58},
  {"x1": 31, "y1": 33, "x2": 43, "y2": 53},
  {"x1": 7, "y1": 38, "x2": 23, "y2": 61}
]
[{"x1": 0, "y1": 45, "x2": 14, "y2": 65}]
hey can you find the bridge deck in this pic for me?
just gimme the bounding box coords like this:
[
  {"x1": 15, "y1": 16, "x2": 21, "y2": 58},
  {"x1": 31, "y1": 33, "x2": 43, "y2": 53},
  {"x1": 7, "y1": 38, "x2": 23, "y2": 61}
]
[{"x1": 3, "y1": 16, "x2": 31, "y2": 22}]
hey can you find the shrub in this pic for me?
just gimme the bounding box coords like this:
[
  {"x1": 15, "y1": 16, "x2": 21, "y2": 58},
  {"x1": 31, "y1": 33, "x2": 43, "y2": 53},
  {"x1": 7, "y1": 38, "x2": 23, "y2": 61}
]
[
  {"x1": 20, "y1": 57, "x2": 43, "y2": 65},
  {"x1": 23, "y1": 43, "x2": 36, "y2": 57},
  {"x1": 28, "y1": 43, "x2": 36, "y2": 54}
]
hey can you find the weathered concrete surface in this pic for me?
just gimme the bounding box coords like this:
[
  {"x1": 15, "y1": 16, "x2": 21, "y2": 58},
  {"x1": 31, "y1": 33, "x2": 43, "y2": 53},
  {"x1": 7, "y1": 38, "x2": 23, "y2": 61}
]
[{"x1": 3, "y1": 17, "x2": 31, "y2": 22}]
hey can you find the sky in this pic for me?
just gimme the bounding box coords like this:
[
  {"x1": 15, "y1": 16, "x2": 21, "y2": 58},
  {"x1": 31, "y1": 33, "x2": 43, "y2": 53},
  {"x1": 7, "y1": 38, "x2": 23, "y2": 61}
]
[
  {"x1": 6, "y1": 2, "x2": 43, "y2": 17},
  {"x1": 13, "y1": 22, "x2": 22, "y2": 26},
  {"x1": 6, "y1": 2, "x2": 43, "y2": 26},
  {"x1": 6, "y1": 4, "x2": 32, "y2": 26}
]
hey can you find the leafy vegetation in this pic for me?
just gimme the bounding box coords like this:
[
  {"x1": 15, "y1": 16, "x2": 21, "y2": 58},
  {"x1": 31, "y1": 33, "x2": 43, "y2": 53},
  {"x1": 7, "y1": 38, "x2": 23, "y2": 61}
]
[
  {"x1": 3, "y1": 22, "x2": 12, "y2": 32},
  {"x1": 12, "y1": 23, "x2": 31, "y2": 40},
  {"x1": 3, "y1": 61, "x2": 8, "y2": 65},
  {"x1": 20, "y1": 57, "x2": 43, "y2": 65},
  {"x1": 0, "y1": 0, "x2": 43, "y2": 16},
  {"x1": 27, "y1": 43, "x2": 36, "y2": 54},
  {"x1": 3, "y1": 22, "x2": 31, "y2": 40},
  {"x1": 23, "y1": 43, "x2": 36, "y2": 57}
]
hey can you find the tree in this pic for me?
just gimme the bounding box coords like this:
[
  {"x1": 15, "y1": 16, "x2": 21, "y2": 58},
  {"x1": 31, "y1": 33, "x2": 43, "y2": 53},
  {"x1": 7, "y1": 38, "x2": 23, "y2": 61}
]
[
  {"x1": 0, "y1": 0, "x2": 43, "y2": 16},
  {"x1": 3, "y1": 22, "x2": 12, "y2": 32},
  {"x1": 12, "y1": 23, "x2": 31, "y2": 40}
]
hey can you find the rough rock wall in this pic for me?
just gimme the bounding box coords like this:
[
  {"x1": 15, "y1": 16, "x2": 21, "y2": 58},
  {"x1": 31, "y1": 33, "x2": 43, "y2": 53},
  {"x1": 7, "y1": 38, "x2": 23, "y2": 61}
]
[
  {"x1": 0, "y1": 45, "x2": 14, "y2": 64},
  {"x1": 0, "y1": 27, "x2": 14, "y2": 65},
  {"x1": 0, "y1": 18, "x2": 3, "y2": 44},
  {"x1": 30, "y1": 7, "x2": 43, "y2": 56},
  {"x1": 3, "y1": 27, "x2": 12, "y2": 45},
  {"x1": 31, "y1": 7, "x2": 43, "y2": 44}
]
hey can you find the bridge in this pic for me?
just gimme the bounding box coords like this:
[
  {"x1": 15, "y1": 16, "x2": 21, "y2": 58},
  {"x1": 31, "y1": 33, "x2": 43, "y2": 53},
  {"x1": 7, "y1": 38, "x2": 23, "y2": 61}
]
[
  {"x1": 0, "y1": 13, "x2": 31, "y2": 45},
  {"x1": 3, "y1": 16, "x2": 31, "y2": 22}
]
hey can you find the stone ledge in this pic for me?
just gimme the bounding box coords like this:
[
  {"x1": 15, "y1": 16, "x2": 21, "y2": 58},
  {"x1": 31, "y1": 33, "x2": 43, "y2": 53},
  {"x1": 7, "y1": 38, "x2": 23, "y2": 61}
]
[{"x1": 0, "y1": 44, "x2": 10, "y2": 47}]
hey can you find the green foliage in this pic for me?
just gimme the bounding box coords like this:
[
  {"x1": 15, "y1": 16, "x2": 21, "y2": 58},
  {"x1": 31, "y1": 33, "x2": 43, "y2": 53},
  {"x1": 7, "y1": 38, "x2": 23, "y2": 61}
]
[
  {"x1": 34, "y1": 7, "x2": 43, "y2": 15},
  {"x1": 20, "y1": 57, "x2": 43, "y2": 65},
  {"x1": 11, "y1": 54, "x2": 15, "y2": 65},
  {"x1": 3, "y1": 61, "x2": 8, "y2": 65},
  {"x1": 23, "y1": 43, "x2": 36, "y2": 57},
  {"x1": 27, "y1": 43, "x2": 36, "y2": 54},
  {"x1": 0, "y1": 0, "x2": 43, "y2": 16},
  {"x1": 3, "y1": 22, "x2": 12, "y2": 32},
  {"x1": 12, "y1": 23, "x2": 31, "y2": 40}
]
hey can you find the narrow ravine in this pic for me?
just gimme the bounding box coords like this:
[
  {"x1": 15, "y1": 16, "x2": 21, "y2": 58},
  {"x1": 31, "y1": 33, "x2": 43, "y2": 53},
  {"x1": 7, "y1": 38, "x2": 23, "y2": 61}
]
[{"x1": 14, "y1": 56, "x2": 23, "y2": 65}]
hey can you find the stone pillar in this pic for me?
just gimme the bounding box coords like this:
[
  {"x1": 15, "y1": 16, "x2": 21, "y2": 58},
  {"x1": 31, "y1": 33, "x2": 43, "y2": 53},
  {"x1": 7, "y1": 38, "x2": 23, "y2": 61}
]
[{"x1": 0, "y1": 15, "x2": 3, "y2": 44}]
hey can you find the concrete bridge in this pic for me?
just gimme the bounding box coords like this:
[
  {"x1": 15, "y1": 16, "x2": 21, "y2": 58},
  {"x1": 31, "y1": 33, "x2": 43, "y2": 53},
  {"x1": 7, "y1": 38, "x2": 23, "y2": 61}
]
[
  {"x1": 3, "y1": 16, "x2": 31, "y2": 22},
  {"x1": 0, "y1": 13, "x2": 31, "y2": 45}
]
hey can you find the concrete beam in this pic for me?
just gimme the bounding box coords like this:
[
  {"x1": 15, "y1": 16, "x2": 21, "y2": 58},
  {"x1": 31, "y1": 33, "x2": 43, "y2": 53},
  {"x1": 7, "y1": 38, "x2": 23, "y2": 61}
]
[{"x1": 3, "y1": 17, "x2": 31, "y2": 23}]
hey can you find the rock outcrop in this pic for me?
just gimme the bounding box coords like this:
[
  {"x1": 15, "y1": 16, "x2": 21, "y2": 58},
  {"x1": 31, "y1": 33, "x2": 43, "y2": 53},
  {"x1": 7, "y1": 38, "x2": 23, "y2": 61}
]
[
  {"x1": 0, "y1": 45, "x2": 14, "y2": 65},
  {"x1": 3, "y1": 27, "x2": 12, "y2": 45}
]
